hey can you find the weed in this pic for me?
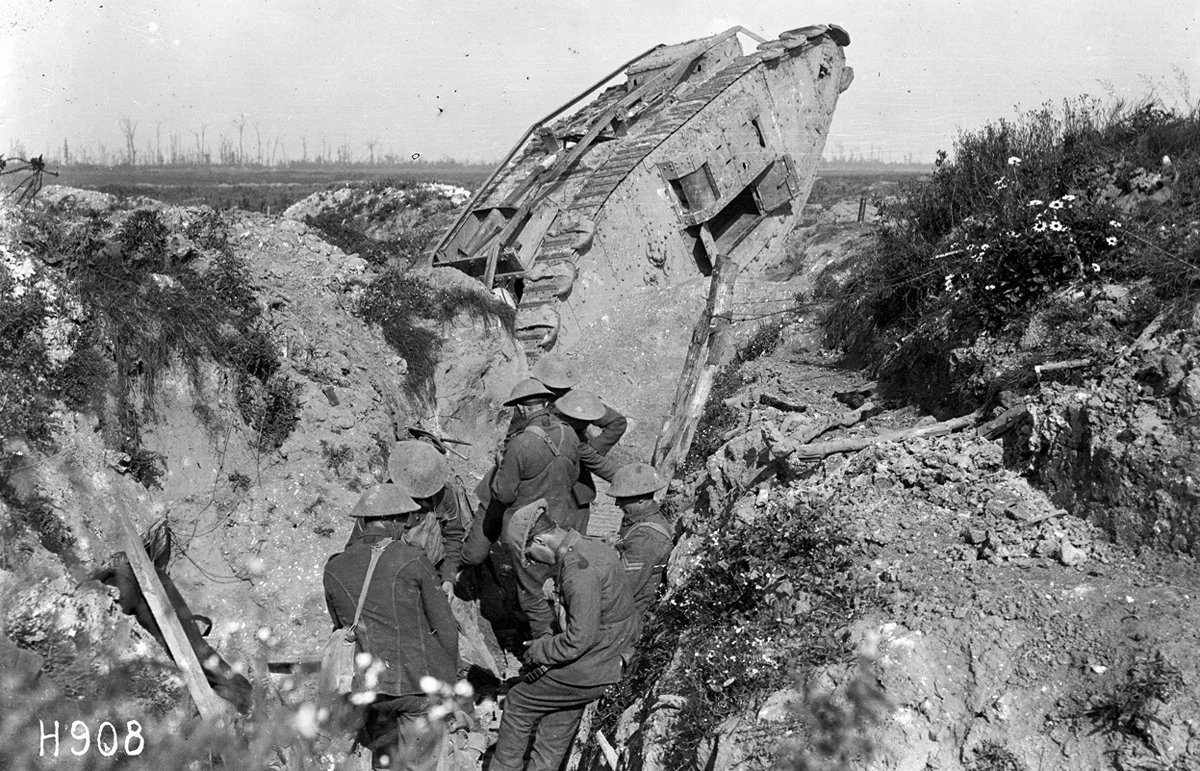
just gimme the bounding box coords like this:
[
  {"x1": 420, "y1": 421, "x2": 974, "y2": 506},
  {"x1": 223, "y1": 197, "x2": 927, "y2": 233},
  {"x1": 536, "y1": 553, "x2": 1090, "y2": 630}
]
[
  {"x1": 239, "y1": 375, "x2": 302, "y2": 453},
  {"x1": 356, "y1": 267, "x2": 515, "y2": 394},
  {"x1": 0, "y1": 273, "x2": 56, "y2": 444},
  {"x1": 739, "y1": 317, "x2": 788, "y2": 363},
  {"x1": 120, "y1": 445, "x2": 167, "y2": 490},
  {"x1": 599, "y1": 494, "x2": 875, "y2": 769},
  {"x1": 321, "y1": 440, "x2": 354, "y2": 476},
  {"x1": 228, "y1": 471, "x2": 252, "y2": 493},
  {"x1": 682, "y1": 319, "x2": 785, "y2": 473},
  {"x1": 1082, "y1": 651, "x2": 1184, "y2": 752},
  {"x1": 966, "y1": 741, "x2": 1025, "y2": 771}
]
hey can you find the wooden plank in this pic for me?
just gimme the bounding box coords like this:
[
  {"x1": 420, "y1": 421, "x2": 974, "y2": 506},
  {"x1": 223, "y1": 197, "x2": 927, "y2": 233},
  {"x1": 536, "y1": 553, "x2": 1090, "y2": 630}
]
[
  {"x1": 652, "y1": 226, "x2": 740, "y2": 481},
  {"x1": 114, "y1": 512, "x2": 232, "y2": 722}
]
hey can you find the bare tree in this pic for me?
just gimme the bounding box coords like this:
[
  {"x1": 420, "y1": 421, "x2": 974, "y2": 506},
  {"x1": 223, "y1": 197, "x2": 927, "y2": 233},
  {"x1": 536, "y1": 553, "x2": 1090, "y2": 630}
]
[
  {"x1": 193, "y1": 124, "x2": 208, "y2": 165},
  {"x1": 218, "y1": 134, "x2": 236, "y2": 165},
  {"x1": 365, "y1": 137, "x2": 379, "y2": 165},
  {"x1": 118, "y1": 116, "x2": 138, "y2": 165},
  {"x1": 300, "y1": 136, "x2": 308, "y2": 163},
  {"x1": 155, "y1": 122, "x2": 163, "y2": 165},
  {"x1": 254, "y1": 123, "x2": 263, "y2": 165},
  {"x1": 232, "y1": 113, "x2": 248, "y2": 164}
]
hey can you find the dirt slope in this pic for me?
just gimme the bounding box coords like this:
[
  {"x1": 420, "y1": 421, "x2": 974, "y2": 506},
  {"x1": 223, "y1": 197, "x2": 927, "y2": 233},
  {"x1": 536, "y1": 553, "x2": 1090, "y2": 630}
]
[{"x1": 609, "y1": 226, "x2": 1200, "y2": 771}]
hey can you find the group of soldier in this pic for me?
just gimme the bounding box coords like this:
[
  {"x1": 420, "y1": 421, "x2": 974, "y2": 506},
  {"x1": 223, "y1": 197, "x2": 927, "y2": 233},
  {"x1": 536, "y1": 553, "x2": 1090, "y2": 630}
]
[{"x1": 322, "y1": 357, "x2": 674, "y2": 771}]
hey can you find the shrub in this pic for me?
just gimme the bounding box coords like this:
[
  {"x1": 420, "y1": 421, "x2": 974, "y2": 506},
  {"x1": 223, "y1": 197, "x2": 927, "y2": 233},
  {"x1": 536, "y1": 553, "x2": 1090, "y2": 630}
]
[
  {"x1": 598, "y1": 494, "x2": 876, "y2": 769},
  {"x1": 356, "y1": 268, "x2": 515, "y2": 394},
  {"x1": 1081, "y1": 651, "x2": 1184, "y2": 752},
  {"x1": 4, "y1": 201, "x2": 302, "y2": 472},
  {"x1": 823, "y1": 96, "x2": 1200, "y2": 409}
]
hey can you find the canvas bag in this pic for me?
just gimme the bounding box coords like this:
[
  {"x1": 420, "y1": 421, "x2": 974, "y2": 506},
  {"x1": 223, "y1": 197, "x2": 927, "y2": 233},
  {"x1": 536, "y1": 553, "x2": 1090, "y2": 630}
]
[
  {"x1": 402, "y1": 511, "x2": 445, "y2": 567},
  {"x1": 319, "y1": 538, "x2": 391, "y2": 696}
]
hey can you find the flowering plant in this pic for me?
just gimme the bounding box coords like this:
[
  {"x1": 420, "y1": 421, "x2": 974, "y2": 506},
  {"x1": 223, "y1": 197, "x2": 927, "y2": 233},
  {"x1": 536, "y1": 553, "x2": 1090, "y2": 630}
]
[{"x1": 940, "y1": 188, "x2": 1123, "y2": 328}]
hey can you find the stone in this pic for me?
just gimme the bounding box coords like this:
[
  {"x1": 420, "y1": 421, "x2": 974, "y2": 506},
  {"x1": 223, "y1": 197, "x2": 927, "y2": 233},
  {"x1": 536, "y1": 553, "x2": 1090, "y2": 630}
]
[
  {"x1": 1059, "y1": 538, "x2": 1088, "y2": 567},
  {"x1": 1177, "y1": 370, "x2": 1200, "y2": 415},
  {"x1": 963, "y1": 528, "x2": 988, "y2": 545},
  {"x1": 757, "y1": 687, "x2": 803, "y2": 722}
]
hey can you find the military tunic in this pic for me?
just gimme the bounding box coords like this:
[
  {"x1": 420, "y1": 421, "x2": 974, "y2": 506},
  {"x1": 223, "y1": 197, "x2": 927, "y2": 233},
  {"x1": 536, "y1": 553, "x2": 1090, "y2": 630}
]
[
  {"x1": 491, "y1": 531, "x2": 636, "y2": 771},
  {"x1": 615, "y1": 504, "x2": 673, "y2": 622}
]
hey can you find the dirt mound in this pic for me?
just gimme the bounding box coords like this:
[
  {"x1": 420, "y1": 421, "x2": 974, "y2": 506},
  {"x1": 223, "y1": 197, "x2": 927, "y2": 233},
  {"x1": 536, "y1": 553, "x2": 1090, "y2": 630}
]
[{"x1": 0, "y1": 189, "x2": 522, "y2": 736}]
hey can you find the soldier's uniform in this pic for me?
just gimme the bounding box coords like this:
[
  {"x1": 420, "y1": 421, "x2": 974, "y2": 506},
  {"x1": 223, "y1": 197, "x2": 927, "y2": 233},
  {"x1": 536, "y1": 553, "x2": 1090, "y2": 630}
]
[
  {"x1": 325, "y1": 504, "x2": 459, "y2": 771},
  {"x1": 534, "y1": 358, "x2": 628, "y2": 516},
  {"x1": 615, "y1": 502, "x2": 673, "y2": 622},
  {"x1": 491, "y1": 409, "x2": 617, "y2": 637},
  {"x1": 490, "y1": 529, "x2": 636, "y2": 771},
  {"x1": 345, "y1": 480, "x2": 467, "y2": 587}
]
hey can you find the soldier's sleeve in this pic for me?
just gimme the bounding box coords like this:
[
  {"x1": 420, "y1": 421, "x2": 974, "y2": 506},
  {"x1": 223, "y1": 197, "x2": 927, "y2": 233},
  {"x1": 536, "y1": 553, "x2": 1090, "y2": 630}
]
[
  {"x1": 438, "y1": 513, "x2": 465, "y2": 584},
  {"x1": 578, "y1": 441, "x2": 619, "y2": 483},
  {"x1": 460, "y1": 504, "x2": 490, "y2": 566},
  {"x1": 491, "y1": 436, "x2": 528, "y2": 505},
  {"x1": 411, "y1": 556, "x2": 459, "y2": 666},
  {"x1": 617, "y1": 530, "x2": 652, "y2": 574},
  {"x1": 526, "y1": 565, "x2": 602, "y2": 666},
  {"x1": 323, "y1": 564, "x2": 345, "y2": 630},
  {"x1": 434, "y1": 489, "x2": 465, "y2": 578},
  {"x1": 589, "y1": 403, "x2": 627, "y2": 456}
]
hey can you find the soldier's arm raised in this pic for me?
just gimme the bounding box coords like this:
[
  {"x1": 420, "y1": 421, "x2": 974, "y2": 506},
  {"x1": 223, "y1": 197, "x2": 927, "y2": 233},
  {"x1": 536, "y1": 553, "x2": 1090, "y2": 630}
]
[
  {"x1": 578, "y1": 441, "x2": 619, "y2": 483},
  {"x1": 589, "y1": 403, "x2": 627, "y2": 456}
]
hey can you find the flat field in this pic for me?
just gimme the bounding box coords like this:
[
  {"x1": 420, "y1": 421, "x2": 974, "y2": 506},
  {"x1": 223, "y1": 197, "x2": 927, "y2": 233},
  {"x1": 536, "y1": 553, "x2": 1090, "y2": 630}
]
[{"x1": 41, "y1": 163, "x2": 493, "y2": 212}]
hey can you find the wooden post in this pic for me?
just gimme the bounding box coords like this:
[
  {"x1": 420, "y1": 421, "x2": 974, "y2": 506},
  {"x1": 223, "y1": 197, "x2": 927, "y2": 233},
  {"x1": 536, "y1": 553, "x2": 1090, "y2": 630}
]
[
  {"x1": 652, "y1": 227, "x2": 740, "y2": 482},
  {"x1": 113, "y1": 511, "x2": 232, "y2": 721}
]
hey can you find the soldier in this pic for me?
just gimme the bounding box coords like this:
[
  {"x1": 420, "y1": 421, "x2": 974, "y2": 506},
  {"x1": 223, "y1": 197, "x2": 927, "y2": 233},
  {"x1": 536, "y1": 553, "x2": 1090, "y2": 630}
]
[
  {"x1": 532, "y1": 356, "x2": 627, "y2": 456},
  {"x1": 486, "y1": 379, "x2": 618, "y2": 639},
  {"x1": 347, "y1": 440, "x2": 467, "y2": 599},
  {"x1": 490, "y1": 499, "x2": 636, "y2": 771},
  {"x1": 607, "y1": 463, "x2": 673, "y2": 626},
  {"x1": 554, "y1": 389, "x2": 624, "y2": 525},
  {"x1": 324, "y1": 483, "x2": 458, "y2": 771}
]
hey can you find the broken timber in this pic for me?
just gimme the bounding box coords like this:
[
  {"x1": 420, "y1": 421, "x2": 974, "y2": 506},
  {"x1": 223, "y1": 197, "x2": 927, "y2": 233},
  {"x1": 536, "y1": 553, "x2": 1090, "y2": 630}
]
[
  {"x1": 652, "y1": 248, "x2": 740, "y2": 482},
  {"x1": 113, "y1": 510, "x2": 232, "y2": 721}
]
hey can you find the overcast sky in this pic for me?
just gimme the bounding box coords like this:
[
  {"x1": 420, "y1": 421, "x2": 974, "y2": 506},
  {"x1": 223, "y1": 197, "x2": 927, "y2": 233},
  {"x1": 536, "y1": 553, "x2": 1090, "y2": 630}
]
[{"x1": 3, "y1": 0, "x2": 1198, "y2": 165}]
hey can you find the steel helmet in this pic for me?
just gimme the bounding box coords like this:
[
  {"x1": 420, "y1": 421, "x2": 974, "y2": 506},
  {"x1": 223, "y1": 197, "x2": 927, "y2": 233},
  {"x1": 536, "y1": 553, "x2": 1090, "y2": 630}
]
[
  {"x1": 388, "y1": 440, "x2": 449, "y2": 498},
  {"x1": 555, "y1": 390, "x2": 605, "y2": 422},
  {"x1": 607, "y1": 463, "x2": 669, "y2": 498},
  {"x1": 502, "y1": 498, "x2": 550, "y2": 559},
  {"x1": 531, "y1": 357, "x2": 582, "y2": 390},
  {"x1": 349, "y1": 483, "x2": 420, "y2": 518},
  {"x1": 503, "y1": 379, "x2": 555, "y2": 407}
]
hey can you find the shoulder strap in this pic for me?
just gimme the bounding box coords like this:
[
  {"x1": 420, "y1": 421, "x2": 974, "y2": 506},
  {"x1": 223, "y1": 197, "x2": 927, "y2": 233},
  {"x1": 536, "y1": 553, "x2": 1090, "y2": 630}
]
[
  {"x1": 524, "y1": 424, "x2": 563, "y2": 457},
  {"x1": 628, "y1": 520, "x2": 672, "y2": 540},
  {"x1": 349, "y1": 538, "x2": 392, "y2": 631}
]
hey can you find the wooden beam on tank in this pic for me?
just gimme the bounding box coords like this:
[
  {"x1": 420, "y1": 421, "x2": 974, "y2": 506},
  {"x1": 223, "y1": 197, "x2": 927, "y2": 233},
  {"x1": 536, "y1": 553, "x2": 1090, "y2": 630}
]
[{"x1": 652, "y1": 224, "x2": 740, "y2": 482}]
